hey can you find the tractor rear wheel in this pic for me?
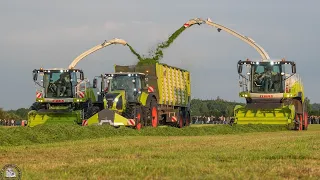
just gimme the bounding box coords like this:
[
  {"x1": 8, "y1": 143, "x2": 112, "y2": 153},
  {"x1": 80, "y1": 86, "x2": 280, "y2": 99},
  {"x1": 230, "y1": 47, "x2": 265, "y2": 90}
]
[{"x1": 144, "y1": 97, "x2": 158, "y2": 127}]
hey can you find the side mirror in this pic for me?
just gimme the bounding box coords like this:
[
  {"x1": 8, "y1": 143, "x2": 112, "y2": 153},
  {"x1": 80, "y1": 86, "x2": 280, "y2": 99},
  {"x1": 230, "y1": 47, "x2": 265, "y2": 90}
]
[
  {"x1": 80, "y1": 72, "x2": 84, "y2": 80},
  {"x1": 33, "y1": 72, "x2": 38, "y2": 81},
  {"x1": 292, "y1": 64, "x2": 296, "y2": 74},
  {"x1": 93, "y1": 78, "x2": 97, "y2": 88},
  {"x1": 237, "y1": 64, "x2": 242, "y2": 74}
]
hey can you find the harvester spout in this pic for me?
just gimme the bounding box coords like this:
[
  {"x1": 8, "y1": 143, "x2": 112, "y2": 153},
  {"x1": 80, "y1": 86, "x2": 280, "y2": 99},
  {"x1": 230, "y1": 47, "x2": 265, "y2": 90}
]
[
  {"x1": 183, "y1": 18, "x2": 205, "y2": 27},
  {"x1": 204, "y1": 17, "x2": 270, "y2": 60},
  {"x1": 107, "y1": 38, "x2": 128, "y2": 46},
  {"x1": 68, "y1": 38, "x2": 129, "y2": 69}
]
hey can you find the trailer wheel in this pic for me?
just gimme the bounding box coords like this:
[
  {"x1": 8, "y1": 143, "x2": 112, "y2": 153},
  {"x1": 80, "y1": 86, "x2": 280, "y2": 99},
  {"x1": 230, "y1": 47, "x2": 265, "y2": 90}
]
[
  {"x1": 185, "y1": 111, "x2": 191, "y2": 127},
  {"x1": 178, "y1": 110, "x2": 184, "y2": 128}
]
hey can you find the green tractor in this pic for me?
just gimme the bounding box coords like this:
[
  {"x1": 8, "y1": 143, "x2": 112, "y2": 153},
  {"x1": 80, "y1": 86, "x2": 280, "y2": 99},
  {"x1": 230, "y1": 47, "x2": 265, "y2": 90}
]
[
  {"x1": 234, "y1": 58, "x2": 308, "y2": 130},
  {"x1": 28, "y1": 68, "x2": 104, "y2": 127},
  {"x1": 87, "y1": 63, "x2": 191, "y2": 129}
]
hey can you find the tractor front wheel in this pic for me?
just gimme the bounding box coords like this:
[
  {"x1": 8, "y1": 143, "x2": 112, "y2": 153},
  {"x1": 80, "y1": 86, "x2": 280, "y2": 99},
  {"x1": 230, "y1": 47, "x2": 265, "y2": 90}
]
[{"x1": 135, "y1": 106, "x2": 142, "y2": 130}]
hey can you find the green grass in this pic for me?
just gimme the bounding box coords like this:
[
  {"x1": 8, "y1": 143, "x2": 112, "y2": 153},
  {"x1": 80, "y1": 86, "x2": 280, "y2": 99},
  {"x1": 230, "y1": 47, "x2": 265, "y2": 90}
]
[
  {"x1": 0, "y1": 124, "x2": 288, "y2": 146},
  {"x1": 0, "y1": 125, "x2": 319, "y2": 179}
]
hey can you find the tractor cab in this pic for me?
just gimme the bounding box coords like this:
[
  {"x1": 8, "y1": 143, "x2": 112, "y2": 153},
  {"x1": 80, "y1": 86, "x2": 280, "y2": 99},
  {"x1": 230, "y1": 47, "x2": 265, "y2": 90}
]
[
  {"x1": 103, "y1": 72, "x2": 146, "y2": 107},
  {"x1": 32, "y1": 68, "x2": 86, "y2": 101},
  {"x1": 237, "y1": 59, "x2": 297, "y2": 100}
]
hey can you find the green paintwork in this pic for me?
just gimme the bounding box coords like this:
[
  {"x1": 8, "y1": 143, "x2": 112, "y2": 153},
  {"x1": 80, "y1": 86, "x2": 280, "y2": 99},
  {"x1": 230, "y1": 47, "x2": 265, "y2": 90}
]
[
  {"x1": 87, "y1": 109, "x2": 132, "y2": 126},
  {"x1": 108, "y1": 90, "x2": 126, "y2": 112},
  {"x1": 139, "y1": 92, "x2": 149, "y2": 106},
  {"x1": 234, "y1": 104, "x2": 295, "y2": 125},
  {"x1": 28, "y1": 86, "x2": 99, "y2": 127},
  {"x1": 28, "y1": 110, "x2": 82, "y2": 127}
]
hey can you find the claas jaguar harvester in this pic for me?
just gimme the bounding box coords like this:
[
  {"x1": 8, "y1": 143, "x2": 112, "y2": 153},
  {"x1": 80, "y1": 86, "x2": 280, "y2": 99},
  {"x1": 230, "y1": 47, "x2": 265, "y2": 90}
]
[
  {"x1": 28, "y1": 68, "x2": 102, "y2": 127},
  {"x1": 86, "y1": 63, "x2": 191, "y2": 129},
  {"x1": 234, "y1": 58, "x2": 308, "y2": 130},
  {"x1": 27, "y1": 38, "x2": 128, "y2": 127}
]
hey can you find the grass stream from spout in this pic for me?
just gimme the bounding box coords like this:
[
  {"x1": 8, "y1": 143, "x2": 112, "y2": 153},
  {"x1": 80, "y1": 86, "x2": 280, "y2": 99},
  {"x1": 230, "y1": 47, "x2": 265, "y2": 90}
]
[{"x1": 127, "y1": 26, "x2": 187, "y2": 65}]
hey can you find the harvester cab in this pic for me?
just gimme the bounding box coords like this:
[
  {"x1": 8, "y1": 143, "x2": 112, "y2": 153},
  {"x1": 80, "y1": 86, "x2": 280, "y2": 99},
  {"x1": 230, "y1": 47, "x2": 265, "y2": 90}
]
[
  {"x1": 234, "y1": 59, "x2": 308, "y2": 130},
  {"x1": 32, "y1": 68, "x2": 85, "y2": 100},
  {"x1": 28, "y1": 68, "x2": 101, "y2": 127}
]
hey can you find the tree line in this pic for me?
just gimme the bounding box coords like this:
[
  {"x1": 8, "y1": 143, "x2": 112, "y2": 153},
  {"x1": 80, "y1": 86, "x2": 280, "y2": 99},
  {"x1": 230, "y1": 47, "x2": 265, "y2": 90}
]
[{"x1": 1, "y1": 97, "x2": 320, "y2": 120}]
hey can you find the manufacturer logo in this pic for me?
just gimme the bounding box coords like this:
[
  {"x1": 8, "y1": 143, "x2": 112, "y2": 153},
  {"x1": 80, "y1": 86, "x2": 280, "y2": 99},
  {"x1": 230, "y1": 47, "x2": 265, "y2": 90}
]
[
  {"x1": 260, "y1": 95, "x2": 273, "y2": 98},
  {"x1": 52, "y1": 99, "x2": 65, "y2": 103},
  {"x1": 0, "y1": 164, "x2": 22, "y2": 180}
]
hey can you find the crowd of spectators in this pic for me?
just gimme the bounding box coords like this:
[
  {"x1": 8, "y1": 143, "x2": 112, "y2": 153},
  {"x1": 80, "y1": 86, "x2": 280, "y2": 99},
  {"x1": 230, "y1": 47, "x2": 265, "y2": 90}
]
[
  {"x1": 309, "y1": 116, "x2": 320, "y2": 124},
  {"x1": 191, "y1": 115, "x2": 320, "y2": 125},
  {"x1": 191, "y1": 116, "x2": 233, "y2": 124},
  {"x1": 0, "y1": 119, "x2": 25, "y2": 126}
]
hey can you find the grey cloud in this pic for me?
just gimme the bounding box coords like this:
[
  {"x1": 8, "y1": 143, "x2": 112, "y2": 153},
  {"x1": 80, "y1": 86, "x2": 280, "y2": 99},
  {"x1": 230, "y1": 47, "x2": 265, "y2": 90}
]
[{"x1": 0, "y1": 0, "x2": 319, "y2": 109}]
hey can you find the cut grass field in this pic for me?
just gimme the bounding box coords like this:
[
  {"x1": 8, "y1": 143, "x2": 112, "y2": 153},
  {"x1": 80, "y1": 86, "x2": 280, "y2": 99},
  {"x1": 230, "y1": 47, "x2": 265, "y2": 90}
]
[{"x1": 0, "y1": 125, "x2": 319, "y2": 179}]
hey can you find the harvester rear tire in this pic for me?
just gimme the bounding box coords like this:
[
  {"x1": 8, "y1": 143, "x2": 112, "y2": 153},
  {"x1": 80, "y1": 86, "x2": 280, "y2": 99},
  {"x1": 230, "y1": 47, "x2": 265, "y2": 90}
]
[
  {"x1": 293, "y1": 113, "x2": 303, "y2": 131},
  {"x1": 302, "y1": 112, "x2": 308, "y2": 130}
]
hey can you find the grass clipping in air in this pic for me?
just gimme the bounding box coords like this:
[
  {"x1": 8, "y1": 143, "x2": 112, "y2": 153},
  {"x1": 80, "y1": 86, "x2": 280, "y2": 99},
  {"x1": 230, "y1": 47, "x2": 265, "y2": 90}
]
[
  {"x1": 0, "y1": 124, "x2": 287, "y2": 146},
  {"x1": 127, "y1": 26, "x2": 186, "y2": 66}
]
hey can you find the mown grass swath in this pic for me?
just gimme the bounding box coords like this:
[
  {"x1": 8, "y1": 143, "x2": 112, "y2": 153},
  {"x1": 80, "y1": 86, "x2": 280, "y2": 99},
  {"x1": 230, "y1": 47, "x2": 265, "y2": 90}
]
[
  {"x1": 0, "y1": 124, "x2": 288, "y2": 146},
  {"x1": 0, "y1": 125, "x2": 319, "y2": 179}
]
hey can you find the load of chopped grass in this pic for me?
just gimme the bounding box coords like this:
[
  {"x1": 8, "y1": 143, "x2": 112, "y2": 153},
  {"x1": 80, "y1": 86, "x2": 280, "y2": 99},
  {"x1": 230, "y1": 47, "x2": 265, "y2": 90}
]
[{"x1": 0, "y1": 124, "x2": 288, "y2": 146}]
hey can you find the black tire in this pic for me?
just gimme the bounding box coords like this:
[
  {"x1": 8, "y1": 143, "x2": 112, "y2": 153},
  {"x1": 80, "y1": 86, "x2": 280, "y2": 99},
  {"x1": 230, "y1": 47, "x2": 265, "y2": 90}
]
[
  {"x1": 178, "y1": 108, "x2": 184, "y2": 128},
  {"x1": 92, "y1": 106, "x2": 100, "y2": 115},
  {"x1": 184, "y1": 111, "x2": 191, "y2": 127},
  {"x1": 293, "y1": 113, "x2": 301, "y2": 131},
  {"x1": 134, "y1": 105, "x2": 143, "y2": 130},
  {"x1": 144, "y1": 97, "x2": 158, "y2": 127},
  {"x1": 30, "y1": 102, "x2": 43, "y2": 111}
]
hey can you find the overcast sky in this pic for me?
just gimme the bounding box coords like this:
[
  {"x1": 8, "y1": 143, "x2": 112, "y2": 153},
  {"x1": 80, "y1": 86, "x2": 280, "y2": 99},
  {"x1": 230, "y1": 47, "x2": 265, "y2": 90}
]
[{"x1": 0, "y1": 0, "x2": 319, "y2": 110}]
